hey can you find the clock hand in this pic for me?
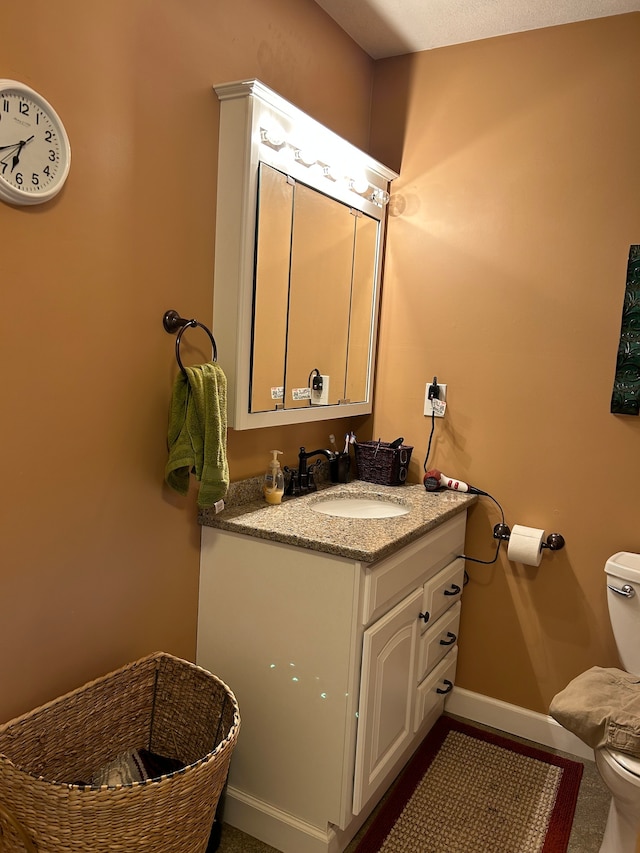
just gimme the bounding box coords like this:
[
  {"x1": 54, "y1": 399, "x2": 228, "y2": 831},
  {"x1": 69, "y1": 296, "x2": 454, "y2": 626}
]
[
  {"x1": 10, "y1": 143, "x2": 25, "y2": 172},
  {"x1": 1, "y1": 135, "x2": 34, "y2": 160},
  {"x1": 0, "y1": 134, "x2": 35, "y2": 151},
  {"x1": 9, "y1": 135, "x2": 34, "y2": 172},
  {"x1": 1, "y1": 135, "x2": 35, "y2": 153}
]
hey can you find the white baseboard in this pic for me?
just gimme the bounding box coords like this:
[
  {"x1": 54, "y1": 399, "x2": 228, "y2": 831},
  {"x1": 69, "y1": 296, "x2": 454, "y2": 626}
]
[
  {"x1": 446, "y1": 686, "x2": 593, "y2": 761},
  {"x1": 224, "y1": 785, "x2": 341, "y2": 853},
  {"x1": 225, "y1": 782, "x2": 379, "y2": 853}
]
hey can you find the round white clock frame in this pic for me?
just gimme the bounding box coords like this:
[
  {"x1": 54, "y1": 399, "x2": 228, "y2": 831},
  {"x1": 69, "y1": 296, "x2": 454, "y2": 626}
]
[{"x1": 0, "y1": 79, "x2": 71, "y2": 206}]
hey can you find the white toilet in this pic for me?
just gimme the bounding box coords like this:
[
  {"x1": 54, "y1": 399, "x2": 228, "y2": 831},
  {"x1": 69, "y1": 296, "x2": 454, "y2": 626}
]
[{"x1": 597, "y1": 551, "x2": 640, "y2": 853}]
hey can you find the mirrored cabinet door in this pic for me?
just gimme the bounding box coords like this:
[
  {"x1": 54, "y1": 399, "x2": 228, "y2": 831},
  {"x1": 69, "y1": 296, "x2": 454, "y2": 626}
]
[
  {"x1": 287, "y1": 180, "x2": 353, "y2": 409},
  {"x1": 250, "y1": 165, "x2": 292, "y2": 412},
  {"x1": 347, "y1": 214, "x2": 378, "y2": 404}
]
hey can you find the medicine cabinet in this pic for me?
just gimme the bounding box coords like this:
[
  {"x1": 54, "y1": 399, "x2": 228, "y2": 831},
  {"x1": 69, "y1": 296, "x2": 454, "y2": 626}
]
[{"x1": 212, "y1": 79, "x2": 397, "y2": 430}]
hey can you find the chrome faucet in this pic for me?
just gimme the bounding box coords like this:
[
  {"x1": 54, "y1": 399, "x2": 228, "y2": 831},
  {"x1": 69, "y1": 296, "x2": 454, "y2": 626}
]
[{"x1": 285, "y1": 446, "x2": 336, "y2": 496}]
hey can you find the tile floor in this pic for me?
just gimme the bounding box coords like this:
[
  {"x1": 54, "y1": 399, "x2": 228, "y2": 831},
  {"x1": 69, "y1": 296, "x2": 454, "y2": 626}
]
[{"x1": 216, "y1": 717, "x2": 612, "y2": 853}]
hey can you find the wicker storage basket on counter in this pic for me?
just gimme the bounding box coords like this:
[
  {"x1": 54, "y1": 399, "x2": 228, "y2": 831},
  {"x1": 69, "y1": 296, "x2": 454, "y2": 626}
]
[
  {"x1": 0, "y1": 652, "x2": 240, "y2": 853},
  {"x1": 354, "y1": 440, "x2": 413, "y2": 486}
]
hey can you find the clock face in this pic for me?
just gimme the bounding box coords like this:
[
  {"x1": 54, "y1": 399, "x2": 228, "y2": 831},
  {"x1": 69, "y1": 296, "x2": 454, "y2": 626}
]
[{"x1": 0, "y1": 80, "x2": 71, "y2": 206}]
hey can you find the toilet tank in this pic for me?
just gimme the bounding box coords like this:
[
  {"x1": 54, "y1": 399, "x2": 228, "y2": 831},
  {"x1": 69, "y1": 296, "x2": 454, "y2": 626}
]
[{"x1": 605, "y1": 552, "x2": 640, "y2": 675}]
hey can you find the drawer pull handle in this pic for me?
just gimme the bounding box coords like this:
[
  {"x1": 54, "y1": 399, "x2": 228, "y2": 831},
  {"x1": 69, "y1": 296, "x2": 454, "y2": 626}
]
[
  {"x1": 440, "y1": 631, "x2": 456, "y2": 646},
  {"x1": 436, "y1": 679, "x2": 453, "y2": 695},
  {"x1": 444, "y1": 583, "x2": 461, "y2": 596},
  {"x1": 419, "y1": 611, "x2": 430, "y2": 623}
]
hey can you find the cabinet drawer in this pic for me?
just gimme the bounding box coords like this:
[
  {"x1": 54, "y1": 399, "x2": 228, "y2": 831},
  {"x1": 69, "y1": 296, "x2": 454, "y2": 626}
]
[
  {"x1": 362, "y1": 513, "x2": 466, "y2": 626},
  {"x1": 419, "y1": 559, "x2": 464, "y2": 630},
  {"x1": 414, "y1": 647, "x2": 458, "y2": 733},
  {"x1": 417, "y1": 601, "x2": 461, "y2": 683}
]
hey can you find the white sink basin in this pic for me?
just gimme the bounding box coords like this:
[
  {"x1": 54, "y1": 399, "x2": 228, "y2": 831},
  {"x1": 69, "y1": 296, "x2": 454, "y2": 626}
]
[{"x1": 311, "y1": 496, "x2": 410, "y2": 519}]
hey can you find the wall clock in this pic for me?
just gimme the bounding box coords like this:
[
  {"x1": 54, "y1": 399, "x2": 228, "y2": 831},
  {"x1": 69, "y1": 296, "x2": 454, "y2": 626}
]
[{"x1": 0, "y1": 79, "x2": 71, "y2": 206}]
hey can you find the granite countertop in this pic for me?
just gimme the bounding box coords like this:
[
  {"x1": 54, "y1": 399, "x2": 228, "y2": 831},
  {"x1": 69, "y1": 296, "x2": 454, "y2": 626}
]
[{"x1": 198, "y1": 479, "x2": 476, "y2": 563}]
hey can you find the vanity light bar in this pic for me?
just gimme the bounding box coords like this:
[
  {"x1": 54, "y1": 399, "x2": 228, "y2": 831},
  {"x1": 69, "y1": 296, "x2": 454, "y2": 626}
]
[{"x1": 259, "y1": 127, "x2": 390, "y2": 207}]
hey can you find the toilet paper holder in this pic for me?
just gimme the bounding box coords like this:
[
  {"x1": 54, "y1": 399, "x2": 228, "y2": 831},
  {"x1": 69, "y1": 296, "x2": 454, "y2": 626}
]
[{"x1": 493, "y1": 523, "x2": 565, "y2": 551}]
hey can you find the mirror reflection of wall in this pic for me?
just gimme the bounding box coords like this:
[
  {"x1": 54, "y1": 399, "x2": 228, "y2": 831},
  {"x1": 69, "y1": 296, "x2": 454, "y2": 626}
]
[
  {"x1": 347, "y1": 214, "x2": 377, "y2": 403},
  {"x1": 287, "y1": 181, "x2": 353, "y2": 409},
  {"x1": 251, "y1": 166, "x2": 293, "y2": 412},
  {"x1": 251, "y1": 164, "x2": 379, "y2": 413}
]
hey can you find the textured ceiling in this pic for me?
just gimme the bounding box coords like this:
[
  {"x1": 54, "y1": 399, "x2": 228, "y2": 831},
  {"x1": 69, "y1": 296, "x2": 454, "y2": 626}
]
[{"x1": 313, "y1": 0, "x2": 640, "y2": 58}]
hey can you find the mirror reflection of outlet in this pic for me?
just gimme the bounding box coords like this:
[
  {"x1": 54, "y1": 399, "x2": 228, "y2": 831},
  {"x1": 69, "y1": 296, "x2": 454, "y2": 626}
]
[
  {"x1": 311, "y1": 374, "x2": 330, "y2": 406},
  {"x1": 424, "y1": 383, "x2": 447, "y2": 417}
]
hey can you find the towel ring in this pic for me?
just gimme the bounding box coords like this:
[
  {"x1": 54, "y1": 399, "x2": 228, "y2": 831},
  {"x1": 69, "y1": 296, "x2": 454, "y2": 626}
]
[{"x1": 163, "y1": 309, "x2": 218, "y2": 375}]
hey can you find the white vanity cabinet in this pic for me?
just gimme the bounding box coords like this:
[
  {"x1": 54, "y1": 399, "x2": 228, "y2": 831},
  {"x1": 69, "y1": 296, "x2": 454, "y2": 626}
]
[{"x1": 197, "y1": 510, "x2": 467, "y2": 853}]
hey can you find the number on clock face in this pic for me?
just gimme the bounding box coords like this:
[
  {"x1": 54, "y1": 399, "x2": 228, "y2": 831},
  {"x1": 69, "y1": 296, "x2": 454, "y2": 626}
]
[{"x1": 0, "y1": 91, "x2": 63, "y2": 194}]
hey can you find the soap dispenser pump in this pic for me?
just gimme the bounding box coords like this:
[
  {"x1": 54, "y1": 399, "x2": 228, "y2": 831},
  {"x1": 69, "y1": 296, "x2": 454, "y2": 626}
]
[{"x1": 263, "y1": 450, "x2": 285, "y2": 504}]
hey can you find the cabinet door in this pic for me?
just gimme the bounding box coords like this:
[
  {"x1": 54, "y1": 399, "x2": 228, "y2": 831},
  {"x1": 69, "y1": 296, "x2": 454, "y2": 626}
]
[{"x1": 352, "y1": 587, "x2": 422, "y2": 814}]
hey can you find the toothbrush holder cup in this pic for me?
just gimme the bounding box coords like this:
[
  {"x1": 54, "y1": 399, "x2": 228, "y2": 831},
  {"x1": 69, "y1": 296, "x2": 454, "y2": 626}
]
[{"x1": 330, "y1": 453, "x2": 351, "y2": 484}]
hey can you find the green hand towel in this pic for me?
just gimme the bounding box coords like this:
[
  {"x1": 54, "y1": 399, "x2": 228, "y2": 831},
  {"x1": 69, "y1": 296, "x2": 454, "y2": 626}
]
[{"x1": 165, "y1": 362, "x2": 229, "y2": 508}]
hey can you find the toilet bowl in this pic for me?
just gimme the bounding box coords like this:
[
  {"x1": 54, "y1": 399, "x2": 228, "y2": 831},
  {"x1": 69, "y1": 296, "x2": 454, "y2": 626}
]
[
  {"x1": 595, "y1": 552, "x2": 640, "y2": 853},
  {"x1": 595, "y1": 747, "x2": 640, "y2": 852}
]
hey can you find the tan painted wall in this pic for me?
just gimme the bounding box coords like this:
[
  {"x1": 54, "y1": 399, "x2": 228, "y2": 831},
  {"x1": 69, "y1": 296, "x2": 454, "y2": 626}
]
[
  {"x1": 370, "y1": 13, "x2": 640, "y2": 713},
  {"x1": 0, "y1": 0, "x2": 373, "y2": 723}
]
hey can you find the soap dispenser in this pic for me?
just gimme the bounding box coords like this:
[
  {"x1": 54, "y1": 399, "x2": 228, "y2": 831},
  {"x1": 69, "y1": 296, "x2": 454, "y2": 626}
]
[{"x1": 263, "y1": 450, "x2": 285, "y2": 504}]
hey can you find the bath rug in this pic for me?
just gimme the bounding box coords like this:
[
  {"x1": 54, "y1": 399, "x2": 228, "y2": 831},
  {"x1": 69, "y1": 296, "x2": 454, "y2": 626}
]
[{"x1": 354, "y1": 715, "x2": 583, "y2": 853}]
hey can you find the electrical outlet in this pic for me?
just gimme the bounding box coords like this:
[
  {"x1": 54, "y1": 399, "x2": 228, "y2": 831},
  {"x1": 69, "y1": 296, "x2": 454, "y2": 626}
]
[
  {"x1": 311, "y1": 374, "x2": 330, "y2": 406},
  {"x1": 424, "y1": 383, "x2": 447, "y2": 417}
]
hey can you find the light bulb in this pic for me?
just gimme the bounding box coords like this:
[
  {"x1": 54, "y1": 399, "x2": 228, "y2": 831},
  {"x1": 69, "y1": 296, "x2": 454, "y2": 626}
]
[
  {"x1": 307, "y1": 162, "x2": 325, "y2": 180},
  {"x1": 278, "y1": 144, "x2": 296, "y2": 168},
  {"x1": 349, "y1": 173, "x2": 369, "y2": 195},
  {"x1": 294, "y1": 135, "x2": 319, "y2": 166},
  {"x1": 260, "y1": 123, "x2": 285, "y2": 149},
  {"x1": 295, "y1": 148, "x2": 317, "y2": 166},
  {"x1": 371, "y1": 188, "x2": 390, "y2": 206}
]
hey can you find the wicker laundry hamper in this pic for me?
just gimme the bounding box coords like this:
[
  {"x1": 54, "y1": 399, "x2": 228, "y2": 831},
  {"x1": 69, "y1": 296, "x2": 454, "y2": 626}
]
[{"x1": 0, "y1": 652, "x2": 240, "y2": 853}]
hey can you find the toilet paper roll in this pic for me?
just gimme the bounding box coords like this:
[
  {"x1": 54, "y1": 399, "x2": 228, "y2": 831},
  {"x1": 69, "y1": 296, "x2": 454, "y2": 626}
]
[{"x1": 507, "y1": 524, "x2": 545, "y2": 566}]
